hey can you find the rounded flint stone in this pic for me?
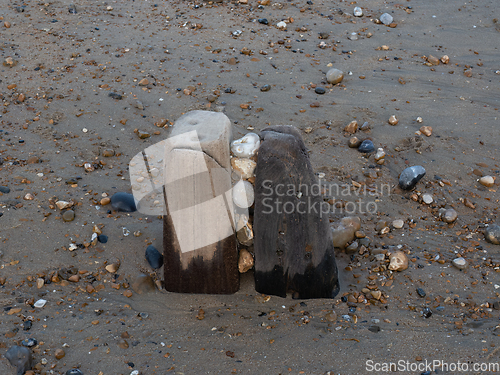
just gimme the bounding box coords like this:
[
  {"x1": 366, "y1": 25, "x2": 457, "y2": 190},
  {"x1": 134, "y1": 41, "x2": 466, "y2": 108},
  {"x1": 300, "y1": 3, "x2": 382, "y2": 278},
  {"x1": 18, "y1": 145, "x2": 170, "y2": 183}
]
[
  {"x1": 111, "y1": 192, "x2": 137, "y2": 212},
  {"x1": 145, "y1": 245, "x2": 163, "y2": 269},
  {"x1": 485, "y1": 224, "x2": 500, "y2": 245},
  {"x1": 399, "y1": 165, "x2": 426, "y2": 190},
  {"x1": 5, "y1": 345, "x2": 33, "y2": 375},
  {"x1": 358, "y1": 139, "x2": 375, "y2": 153},
  {"x1": 66, "y1": 370, "x2": 84, "y2": 375}
]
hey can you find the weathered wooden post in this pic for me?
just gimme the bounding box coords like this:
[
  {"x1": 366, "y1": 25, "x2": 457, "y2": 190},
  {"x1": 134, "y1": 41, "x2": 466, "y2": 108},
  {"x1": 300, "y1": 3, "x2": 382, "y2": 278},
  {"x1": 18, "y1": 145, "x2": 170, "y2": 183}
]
[{"x1": 253, "y1": 126, "x2": 340, "y2": 299}]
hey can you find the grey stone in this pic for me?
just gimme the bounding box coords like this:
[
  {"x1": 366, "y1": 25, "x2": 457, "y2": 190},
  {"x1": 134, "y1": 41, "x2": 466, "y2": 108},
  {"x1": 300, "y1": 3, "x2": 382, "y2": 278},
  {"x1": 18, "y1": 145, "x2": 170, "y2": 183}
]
[
  {"x1": 380, "y1": 13, "x2": 393, "y2": 25},
  {"x1": 145, "y1": 245, "x2": 163, "y2": 269},
  {"x1": 399, "y1": 165, "x2": 426, "y2": 190},
  {"x1": 62, "y1": 210, "x2": 75, "y2": 222},
  {"x1": 111, "y1": 192, "x2": 137, "y2": 212},
  {"x1": 326, "y1": 68, "x2": 344, "y2": 84},
  {"x1": 442, "y1": 208, "x2": 458, "y2": 223},
  {"x1": 5, "y1": 345, "x2": 33, "y2": 375},
  {"x1": 485, "y1": 224, "x2": 500, "y2": 245}
]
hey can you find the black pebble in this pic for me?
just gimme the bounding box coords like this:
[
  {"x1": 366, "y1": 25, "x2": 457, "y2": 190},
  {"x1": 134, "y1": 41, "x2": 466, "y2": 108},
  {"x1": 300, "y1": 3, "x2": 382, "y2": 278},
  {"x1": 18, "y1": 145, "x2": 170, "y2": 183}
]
[
  {"x1": 358, "y1": 139, "x2": 375, "y2": 153},
  {"x1": 22, "y1": 321, "x2": 32, "y2": 331},
  {"x1": 21, "y1": 338, "x2": 37, "y2": 348},
  {"x1": 68, "y1": 4, "x2": 77, "y2": 14},
  {"x1": 260, "y1": 84, "x2": 271, "y2": 92},
  {"x1": 97, "y1": 235, "x2": 108, "y2": 244},
  {"x1": 416, "y1": 288, "x2": 426, "y2": 297},
  {"x1": 399, "y1": 165, "x2": 426, "y2": 190},
  {"x1": 111, "y1": 192, "x2": 137, "y2": 212},
  {"x1": 258, "y1": 18, "x2": 268, "y2": 25},
  {"x1": 314, "y1": 87, "x2": 326, "y2": 95},
  {"x1": 66, "y1": 370, "x2": 84, "y2": 375},
  {"x1": 422, "y1": 307, "x2": 432, "y2": 318},
  {"x1": 108, "y1": 92, "x2": 123, "y2": 100},
  {"x1": 145, "y1": 245, "x2": 163, "y2": 269},
  {"x1": 0, "y1": 186, "x2": 10, "y2": 194}
]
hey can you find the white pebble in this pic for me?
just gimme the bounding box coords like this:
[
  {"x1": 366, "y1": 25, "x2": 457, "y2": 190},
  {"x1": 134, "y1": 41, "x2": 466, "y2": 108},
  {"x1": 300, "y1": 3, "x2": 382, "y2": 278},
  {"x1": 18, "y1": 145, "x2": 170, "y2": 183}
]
[
  {"x1": 422, "y1": 194, "x2": 433, "y2": 204},
  {"x1": 452, "y1": 257, "x2": 467, "y2": 270},
  {"x1": 353, "y1": 6, "x2": 363, "y2": 17},
  {"x1": 392, "y1": 219, "x2": 404, "y2": 229},
  {"x1": 82, "y1": 128, "x2": 88, "y2": 133},
  {"x1": 416, "y1": 116, "x2": 423, "y2": 123},
  {"x1": 232, "y1": 180, "x2": 254, "y2": 208},
  {"x1": 374, "y1": 148, "x2": 385, "y2": 161},
  {"x1": 231, "y1": 133, "x2": 260, "y2": 158},
  {"x1": 276, "y1": 21, "x2": 287, "y2": 29},
  {"x1": 479, "y1": 175, "x2": 495, "y2": 188},
  {"x1": 34, "y1": 299, "x2": 47, "y2": 308}
]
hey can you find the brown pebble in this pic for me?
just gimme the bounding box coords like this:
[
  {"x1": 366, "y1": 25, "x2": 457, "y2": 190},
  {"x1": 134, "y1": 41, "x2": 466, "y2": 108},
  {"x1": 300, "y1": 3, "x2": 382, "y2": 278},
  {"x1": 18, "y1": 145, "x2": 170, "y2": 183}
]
[
  {"x1": 118, "y1": 339, "x2": 129, "y2": 349},
  {"x1": 68, "y1": 275, "x2": 80, "y2": 282},
  {"x1": 100, "y1": 197, "x2": 111, "y2": 205},
  {"x1": 464, "y1": 69, "x2": 472, "y2": 77},
  {"x1": 440, "y1": 55, "x2": 450, "y2": 64},
  {"x1": 427, "y1": 55, "x2": 440, "y2": 65},
  {"x1": 344, "y1": 120, "x2": 358, "y2": 134},
  {"x1": 420, "y1": 126, "x2": 432, "y2": 137},
  {"x1": 138, "y1": 131, "x2": 150, "y2": 139},
  {"x1": 196, "y1": 308, "x2": 205, "y2": 320},
  {"x1": 348, "y1": 136, "x2": 362, "y2": 148},
  {"x1": 138, "y1": 78, "x2": 149, "y2": 86},
  {"x1": 37, "y1": 278, "x2": 44, "y2": 289},
  {"x1": 123, "y1": 290, "x2": 133, "y2": 298},
  {"x1": 4, "y1": 21, "x2": 11, "y2": 28},
  {"x1": 310, "y1": 102, "x2": 321, "y2": 108},
  {"x1": 18, "y1": 93, "x2": 25, "y2": 102},
  {"x1": 102, "y1": 149, "x2": 115, "y2": 157},
  {"x1": 388, "y1": 115, "x2": 398, "y2": 125},
  {"x1": 7, "y1": 83, "x2": 17, "y2": 90},
  {"x1": 55, "y1": 349, "x2": 65, "y2": 360}
]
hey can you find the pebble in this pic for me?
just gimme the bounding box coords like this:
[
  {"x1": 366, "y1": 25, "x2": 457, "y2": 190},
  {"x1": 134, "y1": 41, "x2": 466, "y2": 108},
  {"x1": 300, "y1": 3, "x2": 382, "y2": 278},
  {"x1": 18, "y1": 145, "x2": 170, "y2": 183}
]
[
  {"x1": 34, "y1": 299, "x2": 46, "y2": 308},
  {"x1": 5, "y1": 345, "x2": 33, "y2": 375},
  {"x1": 97, "y1": 235, "x2": 108, "y2": 243},
  {"x1": 138, "y1": 130, "x2": 150, "y2": 139},
  {"x1": 231, "y1": 157, "x2": 257, "y2": 179},
  {"x1": 332, "y1": 217, "x2": 361, "y2": 248},
  {"x1": 353, "y1": 6, "x2": 363, "y2": 17},
  {"x1": 388, "y1": 115, "x2": 398, "y2": 125},
  {"x1": 326, "y1": 68, "x2": 344, "y2": 84},
  {"x1": 422, "y1": 194, "x2": 433, "y2": 204},
  {"x1": 109, "y1": 92, "x2": 123, "y2": 100},
  {"x1": 442, "y1": 208, "x2": 458, "y2": 223},
  {"x1": 427, "y1": 55, "x2": 440, "y2": 65},
  {"x1": 374, "y1": 253, "x2": 385, "y2": 261},
  {"x1": 131, "y1": 274, "x2": 156, "y2": 294},
  {"x1": 56, "y1": 200, "x2": 72, "y2": 210},
  {"x1": 388, "y1": 251, "x2": 408, "y2": 271},
  {"x1": 368, "y1": 325, "x2": 380, "y2": 333},
  {"x1": 344, "y1": 120, "x2": 358, "y2": 134},
  {"x1": 55, "y1": 349, "x2": 65, "y2": 360},
  {"x1": 276, "y1": 21, "x2": 287, "y2": 30},
  {"x1": 68, "y1": 4, "x2": 77, "y2": 14},
  {"x1": 238, "y1": 248, "x2": 254, "y2": 273},
  {"x1": 422, "y1": 307, "x2": 432, "y2": 318},
  {"x1": 452, "y1": 257, "x2": 467, "y2": 270},
  {"x1": 102, "y1": 149, "x2": 115, "y2": 157},
  {"x1": 315, "y1": 87, "x2": 326, "y2": 94},
  {"x1": 138, "y1": 78, "x2": 149, "y2": 86},
  {"x1": 24, "y1": 193, "x2": 34, "y2": 200},
  {"x1": 485, "y1": 224, "x2": 500, "y2": 245},
  {"x1": 66, "y1": 370, "x2": 84, "y2": 375},
  {"x1": 416, "y1": 288, "x2": 426, "y2": 297},
  {"x1": 440, "y1": 55, "x2": 450, "y2": 64},
  {"x1": 399, "y1": 165, "x2": 426, "y2": 190},
  {"x1": 231, "y1": 133, "x2": 260, "y2": 157},
  {"x1": 260, "y1": 84, "x2": 271, "y2": 92},
  {"x1": 374, "y1": 148, "x2": 385, "y2": 161},
  {"x1": 232, "y1": 180, "x2": 254, "y2": 208},
  {"x1": 348, "y1": 136, "x2": 361, "y2": 148},
  {"x1": 145, "y1": 245, "x2": 164, "y2": 269},
  {"x1": 348, "y1": 32, "x2": 358, "y2": 41},
  {"x1": 379, "y1": 13, "x2": 394, "y2": 25},
  {"x1": 111, "y1": 192, "x2": 137, "y2": 212},
  {"x1": 0, "y1": 186, "x2": 10, "y2": 193},
  {"x1": 325, "y1": 311, "x2": 337, "y2": 322},
  {"x1": 420, "y1": 126, "x2": 432, "y2": 137},
  {"x1": 392, "y1": 219, "x2": 404, "y2": 229},
  {"x1": 346, "y1": 241, "x2": 358, "y2": 252},
  {"x1": 479, "y1": 175, "x2": 495, "y2": 187},
  {"x1": 21, "y1": 339, "x2": 37, "y2": 348},
  {"x1": 258, "y1": 18, "x2": 268, "y2": 25},
  {"x1": 62, "y1": 210, "x2": 75, "y2": 222},
  {"x1": 358, "y1": 140, "x2": 375, "y2": 153}
]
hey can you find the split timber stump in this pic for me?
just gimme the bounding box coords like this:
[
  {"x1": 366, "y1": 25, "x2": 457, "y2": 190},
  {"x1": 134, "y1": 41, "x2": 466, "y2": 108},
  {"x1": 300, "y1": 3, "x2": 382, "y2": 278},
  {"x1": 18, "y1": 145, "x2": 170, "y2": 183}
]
[
  {"x1": 163, "y1": 111, "x2": 239, "y2": 294},
  {"x1": 253, "y1": 126, "x2": 340, "y2": 299}
]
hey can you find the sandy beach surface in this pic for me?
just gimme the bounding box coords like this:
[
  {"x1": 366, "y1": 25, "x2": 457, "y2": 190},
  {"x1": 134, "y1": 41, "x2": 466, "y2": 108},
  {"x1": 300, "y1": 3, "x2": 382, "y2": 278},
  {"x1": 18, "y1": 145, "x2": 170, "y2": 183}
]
[{"x1": 1, "y1": 0, "x2": 500, "y2": 374}]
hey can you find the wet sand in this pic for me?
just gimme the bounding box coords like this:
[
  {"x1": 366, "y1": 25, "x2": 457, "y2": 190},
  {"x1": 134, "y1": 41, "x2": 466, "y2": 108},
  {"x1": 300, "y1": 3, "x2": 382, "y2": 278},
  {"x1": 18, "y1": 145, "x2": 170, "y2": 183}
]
[{"x1": 1, "y1": 0, "x2": 500, "y2": 374}]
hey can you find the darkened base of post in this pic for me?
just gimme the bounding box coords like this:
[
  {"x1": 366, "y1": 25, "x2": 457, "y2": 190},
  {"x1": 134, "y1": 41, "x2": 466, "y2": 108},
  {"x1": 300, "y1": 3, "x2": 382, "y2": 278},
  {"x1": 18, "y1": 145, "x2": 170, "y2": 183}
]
[
  {"x1": 253, "y1": 125, "x2": 340, "y2": 299},
  {"x1": 163, "y1": 214, "x2": 240, "y2": 294}
]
